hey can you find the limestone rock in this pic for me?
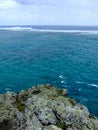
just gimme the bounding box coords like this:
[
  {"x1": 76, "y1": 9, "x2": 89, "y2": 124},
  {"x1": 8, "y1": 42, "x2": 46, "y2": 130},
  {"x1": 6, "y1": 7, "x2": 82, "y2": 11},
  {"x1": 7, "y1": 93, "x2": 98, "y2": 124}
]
[
  {"x1": 44, "y1": 125, "x2": 62, "y2": 130},
  {"x1": 35, "y1": 107, "x2": 57, "y2": 125},
  {"x1": 0, "y1": 94, "x2": 5, "y2": 107},
  {"x1": 62, "y1": 89, "x2": 68, "y2": 96},
  {"x1": 0, "y1": 84, "x2": 98, "y2": 130}
]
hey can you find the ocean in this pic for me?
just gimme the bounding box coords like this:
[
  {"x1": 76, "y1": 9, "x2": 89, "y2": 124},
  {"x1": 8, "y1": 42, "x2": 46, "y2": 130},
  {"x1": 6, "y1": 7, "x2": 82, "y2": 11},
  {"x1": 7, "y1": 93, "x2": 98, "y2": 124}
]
[{"x1": 0, "y1": 25, "x2": 98, "y2": 116}]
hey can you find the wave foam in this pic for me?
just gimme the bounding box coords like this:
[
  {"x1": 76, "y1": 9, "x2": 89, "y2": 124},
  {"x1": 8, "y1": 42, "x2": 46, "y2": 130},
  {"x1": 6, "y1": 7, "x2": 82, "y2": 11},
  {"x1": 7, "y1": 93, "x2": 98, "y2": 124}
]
[
  {"x1": 59, "y1": 75, "x2": 63, "y2": 78},
  {"x1": 78, "y1": 88, "x2": 82, "y2": 91},
  {"x1": 75, "y1": 81, "x2": 84, "y2": 84},
  {"x1": 61, "y1": 80, "x2": 66, "y2": 84},
  {"x1": 31, "y1": 29, "x2": 98, "y2": 35},
  {"x1": 0, "y1": 27, "x2": 98, "y2": 34},
  {"x1": 88, "y1": 84, "x2": 98, "y2": 88},
  {"x1": 0, "y1": 27, "x2": 33, "y2": 31},
  {"x1": 5, "y1": 88, "x2": 11, "y2": 91}
]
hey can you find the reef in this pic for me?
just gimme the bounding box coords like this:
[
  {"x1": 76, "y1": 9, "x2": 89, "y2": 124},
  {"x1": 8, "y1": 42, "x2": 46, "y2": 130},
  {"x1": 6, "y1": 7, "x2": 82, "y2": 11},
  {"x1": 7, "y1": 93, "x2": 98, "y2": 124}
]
[{"x1": 0, "y1": 84, "x2": 98, "y2": 130}]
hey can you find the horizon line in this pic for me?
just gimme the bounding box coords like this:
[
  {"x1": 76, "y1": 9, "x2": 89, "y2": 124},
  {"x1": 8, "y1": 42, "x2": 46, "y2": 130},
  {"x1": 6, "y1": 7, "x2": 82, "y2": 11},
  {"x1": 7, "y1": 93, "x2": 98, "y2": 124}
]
[{"x1": 0, "y1": 25, "x2": 98, "y2": 27}]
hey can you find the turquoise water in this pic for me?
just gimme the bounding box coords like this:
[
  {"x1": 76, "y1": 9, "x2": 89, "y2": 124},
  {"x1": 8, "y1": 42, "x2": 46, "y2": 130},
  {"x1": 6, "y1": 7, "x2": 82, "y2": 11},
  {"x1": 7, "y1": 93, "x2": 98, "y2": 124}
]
[{"x1": 0, "y1": 26, "x2": 98, "y2": 116}]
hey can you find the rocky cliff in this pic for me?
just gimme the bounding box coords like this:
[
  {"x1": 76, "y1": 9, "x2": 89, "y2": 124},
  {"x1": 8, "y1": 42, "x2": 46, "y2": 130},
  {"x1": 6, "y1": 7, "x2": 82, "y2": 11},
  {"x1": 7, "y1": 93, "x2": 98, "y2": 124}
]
[{"x1": 0, "y1": 84, "x2": 98, "y2": 130}]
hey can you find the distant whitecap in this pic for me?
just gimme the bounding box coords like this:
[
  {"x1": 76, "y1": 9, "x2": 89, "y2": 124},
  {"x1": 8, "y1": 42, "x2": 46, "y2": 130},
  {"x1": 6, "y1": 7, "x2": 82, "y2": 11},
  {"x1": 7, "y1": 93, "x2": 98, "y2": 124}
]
[
  {"x1": 61, "y1": 80, "x2": 65, "y2": 83},
  {"x1": 31, "y1": 29, "x2": 98, "y2": 35},
  {"x1": 59, "y1": 75, "x2": 63, "y2": 78},
  {"x1": 88, "y1": 84, "x2": 98, "y2": 88},
  {"x1": 0, "y1": 27, "x2": 33, "y2": 31},
  {"x1": 75, "y1": 81, "x2": 84, "y2": 84},
  {"x1": 1, "y1": 27, "x2": 98, "y2": 34},
  {"x1": 5, "y1": 88, "x2": 11, "y2": 91},
  {"x1": 78, "y1": 88, "x2": 81, "y2": 91}
]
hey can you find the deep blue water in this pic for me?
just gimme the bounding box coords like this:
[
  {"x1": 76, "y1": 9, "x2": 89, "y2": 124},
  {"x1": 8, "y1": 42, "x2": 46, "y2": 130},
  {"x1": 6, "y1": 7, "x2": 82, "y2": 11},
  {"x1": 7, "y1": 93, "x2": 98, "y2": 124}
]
[{"x1": 0, "y1": 26, "x2": 98, "y2": 116}]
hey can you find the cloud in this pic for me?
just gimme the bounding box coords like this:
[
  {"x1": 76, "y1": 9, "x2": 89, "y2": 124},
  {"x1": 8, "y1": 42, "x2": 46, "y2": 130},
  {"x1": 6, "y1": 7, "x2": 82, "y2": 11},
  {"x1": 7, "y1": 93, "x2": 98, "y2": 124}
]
[
  {"x1": 0, "y1": 0, "x2": 98, "y2": 25},
  {"x1": 0, "y1": 0, "x2": 18, "y2": 10},
  {"x1": 15, "y1": 0, "x2": 57, "y2": 5}
]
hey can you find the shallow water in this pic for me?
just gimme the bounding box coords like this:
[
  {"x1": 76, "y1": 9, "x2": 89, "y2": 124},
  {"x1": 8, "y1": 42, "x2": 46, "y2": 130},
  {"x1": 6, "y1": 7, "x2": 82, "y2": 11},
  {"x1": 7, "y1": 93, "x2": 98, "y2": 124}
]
[{"x1": 0, "y1": 27, "x2": 98, "y2": 116}]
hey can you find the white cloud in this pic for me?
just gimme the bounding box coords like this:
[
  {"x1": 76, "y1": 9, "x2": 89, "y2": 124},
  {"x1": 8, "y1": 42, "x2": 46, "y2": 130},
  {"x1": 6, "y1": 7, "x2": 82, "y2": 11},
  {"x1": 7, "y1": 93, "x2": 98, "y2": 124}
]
[
  {"x1": 0, "y1": 0, "x2": 19, "y2": 10},
  {"x1": 0, "y1": 0, "x2": 98, "y2": 25}
]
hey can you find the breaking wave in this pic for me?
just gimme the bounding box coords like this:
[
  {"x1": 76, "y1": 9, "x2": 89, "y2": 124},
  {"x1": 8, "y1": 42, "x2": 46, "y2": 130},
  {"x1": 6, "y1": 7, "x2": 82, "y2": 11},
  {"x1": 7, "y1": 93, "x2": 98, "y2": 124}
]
[
  {"x1": 88, "y1": 84, "x2": 98, "y2": 88},
  {"x1": 0, "y1": 26, "x2": 98, "y2": 35},
  {"x1": 0, "y1": 27, "x2": 33, "y2": 31}
]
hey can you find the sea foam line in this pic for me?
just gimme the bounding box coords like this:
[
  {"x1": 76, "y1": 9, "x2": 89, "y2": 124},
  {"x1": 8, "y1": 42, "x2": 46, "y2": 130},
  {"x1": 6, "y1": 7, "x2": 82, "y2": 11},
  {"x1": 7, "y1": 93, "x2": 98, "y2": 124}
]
[
  {"x1": 75, "y1": 81, "x2": 84, "y2": 84},
  {"x1": 0, "y1": 27, "x2": 33, "y2": 31},
  {"x1": 0, "y1": 27, "x2": 98, "y2": 34},
  {"x1": 31, "y1": 29, "x2": 98, "y2": 35},
  {"x1": 75, "y1": 81, "x2": 98, "y2": 88},
  {"x1": 88, "y1": 84, "x2": 98, "y2": 88}
]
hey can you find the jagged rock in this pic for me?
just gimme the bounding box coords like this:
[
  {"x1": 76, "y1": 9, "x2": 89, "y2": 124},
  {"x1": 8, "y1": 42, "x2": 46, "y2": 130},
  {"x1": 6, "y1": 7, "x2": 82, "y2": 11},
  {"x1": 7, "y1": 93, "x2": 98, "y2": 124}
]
[
  {"x1": 0, "y1": 94, "x2": 5, "y2": 107},
  {"x1": 44, "y1": 125, "x2": 62, "y2": 130},
  {"x1": 0, "y1": 84, "x2": 98, "y2": 130},
  {"x1": 61, "y1": 89, "x2": 68, "y2": 96},
  {"x1": 17, "y1": 90, "x2": 29, "y2": 102},
  {"x1": 0, "y1": 118, "x2": 14, "y2": 130},
  {"x1": 66, "y1": 128, "x2": 78, "y2": 130},
  {"x1": 35, "y1": 107, "x2": 57, "y2": 125},
  {"x1": 54, "y1": 104, "x2": 97, "y2": 129},
  {"x1": 26, "y1": 113, "x2": 42, "y2": 130},
  {"x1": 4, "y1": 91, "x2": 17, "y2": 107}
]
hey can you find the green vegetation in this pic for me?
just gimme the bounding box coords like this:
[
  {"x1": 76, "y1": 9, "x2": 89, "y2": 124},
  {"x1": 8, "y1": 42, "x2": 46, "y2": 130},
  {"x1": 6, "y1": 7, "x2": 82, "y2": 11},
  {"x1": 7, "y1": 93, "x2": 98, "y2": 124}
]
[
  {"x1": 57, "y1": 89, "x2": 63, "y2": 96},
  {"x1": 13, "y1": 114, "x2": 17, "y2": 119},
  {"x1": 16, "y1": 102, "x2": 25, "y2": 112},
  {"x1": 57, "y1": 122, "x2": 66, "y2": 130},
  {"x1": 69, "y1": 98, "x2": 76, "y2": 106}
]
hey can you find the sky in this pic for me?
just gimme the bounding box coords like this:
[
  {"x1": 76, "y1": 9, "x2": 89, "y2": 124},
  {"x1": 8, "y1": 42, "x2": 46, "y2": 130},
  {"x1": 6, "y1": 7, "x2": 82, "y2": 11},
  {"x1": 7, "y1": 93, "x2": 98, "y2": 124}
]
[{"x1": 0, "y1": 0, "x2": 98, "y2": 25}]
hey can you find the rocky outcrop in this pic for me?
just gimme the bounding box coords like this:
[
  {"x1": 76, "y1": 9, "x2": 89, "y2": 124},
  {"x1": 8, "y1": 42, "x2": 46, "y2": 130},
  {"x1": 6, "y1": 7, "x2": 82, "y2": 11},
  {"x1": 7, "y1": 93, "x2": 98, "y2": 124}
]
[{"x1": 0, "y1": 84, "x2": 98, "y2": 130}]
